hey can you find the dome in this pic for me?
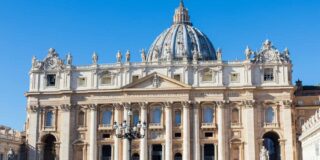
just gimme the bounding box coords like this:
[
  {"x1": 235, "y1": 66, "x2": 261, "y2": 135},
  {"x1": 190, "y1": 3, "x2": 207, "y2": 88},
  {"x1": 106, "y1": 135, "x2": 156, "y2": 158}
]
[{"x1": 147, "y1": 1, "x2": 216, "y2": 62}]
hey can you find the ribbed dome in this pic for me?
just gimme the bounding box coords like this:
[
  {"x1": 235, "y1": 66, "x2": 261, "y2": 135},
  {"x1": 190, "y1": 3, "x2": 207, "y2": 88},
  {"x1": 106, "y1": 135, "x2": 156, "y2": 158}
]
[{"x1": 147, "y1": 1, "x2": 216, "y2": 62}]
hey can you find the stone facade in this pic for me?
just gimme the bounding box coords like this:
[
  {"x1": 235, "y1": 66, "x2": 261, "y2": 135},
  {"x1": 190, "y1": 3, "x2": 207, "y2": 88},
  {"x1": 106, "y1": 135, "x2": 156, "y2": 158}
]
[
  {"x1": 24, "y1": 1, "x2": 319, "y2": 160},
  {"x1": 0, "y1": 125, "x2": 26, "y2": 160}
]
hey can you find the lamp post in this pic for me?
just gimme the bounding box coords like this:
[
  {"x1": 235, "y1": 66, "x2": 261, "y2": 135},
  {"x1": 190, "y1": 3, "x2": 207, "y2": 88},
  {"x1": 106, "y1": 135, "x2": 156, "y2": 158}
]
[{"x1": 113, "y1": 108, "x2": 147, "y2": 160}]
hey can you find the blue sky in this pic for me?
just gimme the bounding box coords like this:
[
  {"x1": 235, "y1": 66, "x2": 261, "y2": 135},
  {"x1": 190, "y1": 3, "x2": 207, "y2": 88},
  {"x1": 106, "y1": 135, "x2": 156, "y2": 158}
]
[{"x1": 0, "y1": 0, "x2": 319, "y2": 130}]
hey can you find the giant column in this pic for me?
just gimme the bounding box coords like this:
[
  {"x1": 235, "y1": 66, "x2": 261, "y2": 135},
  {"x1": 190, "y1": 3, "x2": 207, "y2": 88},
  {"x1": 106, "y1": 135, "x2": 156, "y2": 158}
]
[
  {"x1": 123, "y1": 104, "x2": 130, "y2": 160},
  {"x1": 182, "y1": 102, "x2": 190, "y2": 160},
  {"x1": 140, "y1": 102, "x2": 148, "y2": 160},
  {"x1": 165, "y1": 102, "x2": 173, "y2": 160},
  {"x1": 193, "y1": 102, "x2": 200, "y2": 160},
  {"x1": 88, "y1": 104, "x2": 97, "y2": 160},
  {"x1": 217, "y1": 101, "x2": 226, "y2": 160},
  {"x1": 113, "y1": 104, "x2": 121, "y2": 160},
  {"x1": 59, "y1": 104, "x2": 72, "y2": 160}
]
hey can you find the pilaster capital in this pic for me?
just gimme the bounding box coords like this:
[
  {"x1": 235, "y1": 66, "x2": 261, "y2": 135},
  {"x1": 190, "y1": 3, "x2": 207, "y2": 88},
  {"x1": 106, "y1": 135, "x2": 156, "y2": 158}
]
[
  {"x1": 214, "y1": 100, "x2": 227, "y2": 108},
  {"x1": 241, "y1": 100, "x2": 255, "y2": 108},
  {"x1": 191, "y1": 101, "x2": 201, "y2": 109},
  {"x1": 60, "y1": 104, "x2": 71, "y2": 112},
  {"x1": 29, "y1": 105, "x2": 40, "y2": 113},
  {"x1": 87, "y1": 104, "x2": 97, "y2": 111},
  {"x1": 280, "y1": 100, "x2": 292, "y2": 108}
]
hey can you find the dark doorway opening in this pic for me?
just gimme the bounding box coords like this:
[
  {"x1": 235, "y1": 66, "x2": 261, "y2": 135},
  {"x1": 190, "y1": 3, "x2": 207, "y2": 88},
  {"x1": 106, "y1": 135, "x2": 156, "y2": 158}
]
[
  {"x1": 43, "y1": 134, "x2": 56, "y2": 160},
  {"x1": 174, "y1": 153, "x2": 182, "y2": 160},
  {"x1": 204, "y1": 144, "x2": 215, "y2": 160},
  {"x1": 152, "y1": 144, "x2": 162, "y2": 160},
  {"x1": 263, "y1": 132, "x2": 281, "y2": 160},
  {"x1": 101, "y1": 145, "x2": 112, "y2": 160}
]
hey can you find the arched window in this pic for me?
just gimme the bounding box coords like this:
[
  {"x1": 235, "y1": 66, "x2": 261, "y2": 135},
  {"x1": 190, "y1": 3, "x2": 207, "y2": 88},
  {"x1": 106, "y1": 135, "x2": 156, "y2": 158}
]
[
  {"x1": 174, "y1": 153, "x2": 182, "y2": 160},
  {"x1": 78, "y1": 111, "x2": 85, "y2": 127},
  {"x1": 133, "y1": 110, "x2": 140, "y2": 125},
  {"x1": 175, "y1": 110, "x2": 181, "y2": 126},
  {"x1": 102, "y1": 110, "x2": 112, "y2": 125},
  {"x1": 45, "y1": 111, "x2": 53, "y2": 127},
  {"x1": 203, "y1": 107, "x2": 214, "y2": 123},
  {"x1": 265, "y1": 107, "x2": 275, "y2": 123},
  {"x1": 151, "y1": 107, "x2": 162, "y2": 124},
  {"x1": 232, "y1": 108, "x2": 240, "y2": 124}
]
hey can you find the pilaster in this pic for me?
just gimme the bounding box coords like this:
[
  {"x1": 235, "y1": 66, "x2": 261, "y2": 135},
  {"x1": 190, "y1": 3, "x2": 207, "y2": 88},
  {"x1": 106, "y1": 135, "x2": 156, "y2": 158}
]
[{"x1": 59, "y1": 104, "x2": 72, "y2": 160}]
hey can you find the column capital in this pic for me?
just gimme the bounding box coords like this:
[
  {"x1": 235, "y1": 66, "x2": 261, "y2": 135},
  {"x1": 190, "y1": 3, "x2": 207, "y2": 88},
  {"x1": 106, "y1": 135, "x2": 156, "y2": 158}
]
[
  {"x1": 139, "y1": 102, "x2": 149, "y2": 109},
  {"x1": 112, "y1": 103, "x2": 122, "y2": 110},
  {"x1": 123, "y1": 102, "x2": 132, "y2": 110},
  {"x1": 87, "y1": 104, "x2": 97, "y2": 111},
  {"x1": 181, "y1": 101, "x2": 191, "y2": 108},
  {"x1": 164, "y1": 101, "x2": 173, "y2": 108},
  {"x1": 60, "y1": 104, "x2": 72, "y2": 112},
  {"x1": 191, "y1": 101, "x2": 201, "y2": 109}
]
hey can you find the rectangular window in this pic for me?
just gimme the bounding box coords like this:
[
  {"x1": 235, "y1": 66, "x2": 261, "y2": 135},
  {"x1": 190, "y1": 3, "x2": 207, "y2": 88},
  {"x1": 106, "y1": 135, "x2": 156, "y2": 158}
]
[
  {"x1": 132, "y1": 75, "x2": 139, "y2": 83},
  {"x1": 46, "y1": 74, "x2": 56, "y2": 86},
  {"x1": 205, "y1": 132, "x2": 213, "y2": 137},
  {"x1": 264, "y1": 68, "x2": 274, "y2": 81},
  {"x1": 230, "y1": 73, "x2": 239, "y2": 82},
  {"x1": 173, "y1": 74, "x2": 181, "y2": 81},
  {"x1": 174, "y1": 132, "x2": 181, "y2": 138},
  {"x1": 77, "y1": 77, "x2": 87, "y2": 87}
]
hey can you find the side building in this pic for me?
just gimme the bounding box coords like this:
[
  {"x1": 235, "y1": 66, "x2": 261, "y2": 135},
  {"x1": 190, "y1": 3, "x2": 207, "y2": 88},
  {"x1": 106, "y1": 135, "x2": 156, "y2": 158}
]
[
  {"x1": 0, "y1": 125, "x2": 27, "y2": 160},
  {"x1": 299, "y1": 108, "x2": 320, "y2": 160}
]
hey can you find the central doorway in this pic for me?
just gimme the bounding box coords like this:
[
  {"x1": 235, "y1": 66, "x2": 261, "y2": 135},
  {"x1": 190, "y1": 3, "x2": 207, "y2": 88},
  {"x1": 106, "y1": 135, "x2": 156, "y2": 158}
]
[
  {"x1": 152, "y1": 144, "x2": 162, "y2": 160},
  {"x1": 204, "y1": 144, "x2": 215, "y2": 160}
]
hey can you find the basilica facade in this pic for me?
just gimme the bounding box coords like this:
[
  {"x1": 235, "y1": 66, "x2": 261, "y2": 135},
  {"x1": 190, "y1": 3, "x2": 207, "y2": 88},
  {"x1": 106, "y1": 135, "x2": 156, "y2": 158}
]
[{"x1": 25, "y1": 1, "x2": 308, "y2": 160}]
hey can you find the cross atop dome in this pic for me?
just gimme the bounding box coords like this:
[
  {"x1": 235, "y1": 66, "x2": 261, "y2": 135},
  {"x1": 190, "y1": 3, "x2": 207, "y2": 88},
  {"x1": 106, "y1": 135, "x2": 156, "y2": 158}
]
[{"x1": 173, "y1": 0, "x2": 192, "y2": 25}]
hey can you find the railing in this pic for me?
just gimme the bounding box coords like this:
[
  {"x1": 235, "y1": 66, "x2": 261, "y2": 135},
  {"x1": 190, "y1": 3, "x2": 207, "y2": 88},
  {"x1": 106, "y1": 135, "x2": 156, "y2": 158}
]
[
  {"x1": 263, "y1": 122, "x2": 279, "y2": 128},
  {"x1": 149, "y1": 123, "x2": 163, "y2": 129},
  {"x1": 231, "y1": 122, "x2": 242, "y2": 128},
  {"x1": 201, "y1": 123, "x2": 216, "y2": 129},
  {"x1": 98, "y1": 124, "x2": 113, "y2": 130}
]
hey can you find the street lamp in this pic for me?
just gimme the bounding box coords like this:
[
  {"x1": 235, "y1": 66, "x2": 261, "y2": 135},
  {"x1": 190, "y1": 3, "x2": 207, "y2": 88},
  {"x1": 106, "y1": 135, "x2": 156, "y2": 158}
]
[{"x1": 113, "y1": 108, "x2": 147, "y2": 160}]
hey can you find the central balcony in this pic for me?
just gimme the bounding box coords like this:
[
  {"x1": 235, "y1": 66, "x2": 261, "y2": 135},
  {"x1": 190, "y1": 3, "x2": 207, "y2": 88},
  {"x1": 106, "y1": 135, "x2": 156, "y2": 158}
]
[
  {"x1": 98, "y1": 124, "x2": 113, "y2": 131},
  {"x1": 201, "y1": 123, "x2": 217, "y2": 129}
]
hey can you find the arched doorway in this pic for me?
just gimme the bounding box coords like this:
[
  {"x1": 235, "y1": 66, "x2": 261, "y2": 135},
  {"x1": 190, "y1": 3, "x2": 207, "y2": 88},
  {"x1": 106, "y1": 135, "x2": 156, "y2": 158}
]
[
  {"x1": 174, "y1": 153, "x2": 182, "y2": 160},
  {"x1": 263, "y1": 132, "x2": 281, "y2": 160},
  {"x1": 132, "y1": 153, "x2": 139, "y2": 160},
  {"x1": 42, "y1": 134, "x2": 57, "y2": 160}
]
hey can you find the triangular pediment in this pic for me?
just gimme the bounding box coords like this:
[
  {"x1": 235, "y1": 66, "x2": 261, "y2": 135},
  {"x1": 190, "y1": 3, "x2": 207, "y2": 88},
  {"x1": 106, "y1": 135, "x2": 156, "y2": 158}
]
[{"x1": 122, "y1": 72, "x2": 191, "y2": 89}]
